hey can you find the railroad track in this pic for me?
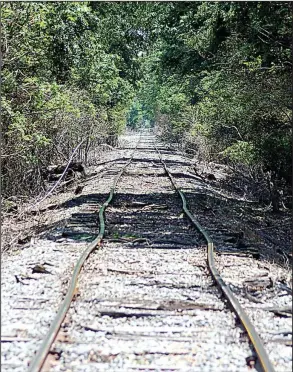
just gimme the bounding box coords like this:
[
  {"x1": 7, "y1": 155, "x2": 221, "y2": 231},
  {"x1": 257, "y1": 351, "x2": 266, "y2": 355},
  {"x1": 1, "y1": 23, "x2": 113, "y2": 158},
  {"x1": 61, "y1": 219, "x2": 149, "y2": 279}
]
[{"x1": 24, "y1": 132, "x2": 290, "y2": 372}]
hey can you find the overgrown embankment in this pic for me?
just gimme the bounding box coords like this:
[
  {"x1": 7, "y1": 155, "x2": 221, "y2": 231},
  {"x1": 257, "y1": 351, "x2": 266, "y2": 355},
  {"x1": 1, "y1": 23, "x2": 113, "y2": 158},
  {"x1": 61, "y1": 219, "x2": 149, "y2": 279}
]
[
  {"x1": 134, "y1": 2, "x2": 292, "y2": 212},
  {"x1": 1, "y1": 3, "x2": 145, "y2": 202},
  {"x1": 1, "y1": 2, "x2": 291, "y2": 214}
]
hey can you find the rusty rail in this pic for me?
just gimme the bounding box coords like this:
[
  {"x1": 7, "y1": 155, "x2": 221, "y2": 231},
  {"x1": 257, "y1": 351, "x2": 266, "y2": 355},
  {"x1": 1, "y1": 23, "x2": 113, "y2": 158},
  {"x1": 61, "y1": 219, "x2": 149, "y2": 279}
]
[
  {"x1": 155, "y1": 142, "x2": 276, "y2": 372},
  {"x1": 28, "y1": 134, "x2": 141, "y2": 372}
]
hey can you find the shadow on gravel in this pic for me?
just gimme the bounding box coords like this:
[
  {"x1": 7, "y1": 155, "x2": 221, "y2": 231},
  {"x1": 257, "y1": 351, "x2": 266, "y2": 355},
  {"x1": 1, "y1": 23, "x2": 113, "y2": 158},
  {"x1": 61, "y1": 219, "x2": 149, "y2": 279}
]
[
  {"x1": 182, "y1": 190, "x2": 292, "y2": 268},
  {"x1": 96, "y1": 157, "x2": 192, "y2": 168},
  {"x1": 39, "y1": 191, "x2": 203, "y2": 247},
  {"x1": 39, "y1": 193, "x2": 108, "y2": 242},
  {"x1": 123, "y1": 148, "x2": 183, "y2": 156},
  {"x1": 37, "y1": 186, "x2": 292, "y2": 269},
  {"x1": 59, "y1": 193, "x2": 107, "y2": 209}
]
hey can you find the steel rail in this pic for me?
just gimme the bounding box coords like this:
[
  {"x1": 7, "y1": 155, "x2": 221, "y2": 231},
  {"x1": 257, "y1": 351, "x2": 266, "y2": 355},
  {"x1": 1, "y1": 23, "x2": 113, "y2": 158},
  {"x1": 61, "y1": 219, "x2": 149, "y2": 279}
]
[
  {"x1": 155, "y1": 143, "x2": 276, "y2": 372},
  {"x1": 28, "y1": 134, "x2": 142, "y2": 372}
]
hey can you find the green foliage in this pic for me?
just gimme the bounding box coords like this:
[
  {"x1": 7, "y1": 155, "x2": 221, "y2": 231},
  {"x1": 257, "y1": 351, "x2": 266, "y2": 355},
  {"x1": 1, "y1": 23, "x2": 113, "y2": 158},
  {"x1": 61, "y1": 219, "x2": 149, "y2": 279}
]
[
  {"x1": 127, "y1": 99, "x2": 144, "y2": 129},
  {"x1": 1, "y1": 2, "x2": 142, "y2": 197},
  {"x1": 1, "y1": 1, "x2": 292, "y2": 201},
  {"x1": 221, "y1": 141, "x2": 255, "y2": 165},
  {"x1": 136, "y1": 2, "x2": 291, "y2": 187}
]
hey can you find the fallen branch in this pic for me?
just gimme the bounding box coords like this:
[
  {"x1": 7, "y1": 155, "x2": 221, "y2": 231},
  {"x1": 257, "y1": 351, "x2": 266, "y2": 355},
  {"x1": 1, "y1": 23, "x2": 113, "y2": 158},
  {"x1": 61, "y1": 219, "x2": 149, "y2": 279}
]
[
  {"x1": 107, "y1": 268, "x2": 142, "y2": 275},
  {"x1": 131, "y1": 238, "x2": 151, "y2": 245},
  {"x1": 1, "y1": 337, "x2": 33, "y2": 343},
  {"x1": 35, "y1": 139, "x2": 86, "y2": 205},
  {"x1": 99, "y1": 143, "x2": 115, "y2": 150},
  {"x1": 244, "y1": 289, "x2": 263, "y2": 304},
  {"x1": 10, "y1": 139, "x2": 86, "y2": 225}
]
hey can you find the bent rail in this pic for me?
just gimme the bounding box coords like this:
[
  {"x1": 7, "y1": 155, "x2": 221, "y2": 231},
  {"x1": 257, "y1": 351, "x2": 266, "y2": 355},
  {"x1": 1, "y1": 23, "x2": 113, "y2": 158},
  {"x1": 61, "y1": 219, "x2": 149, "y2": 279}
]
[
  {"x1": 156, "y1": 144, "x2": 276, "y2": 372},
  {"x1": 28, "y1": 135, "x2": 141, "y2": 372},
  {"x1": 28, "y1": 133, "x2": 275, "y2": 372}
]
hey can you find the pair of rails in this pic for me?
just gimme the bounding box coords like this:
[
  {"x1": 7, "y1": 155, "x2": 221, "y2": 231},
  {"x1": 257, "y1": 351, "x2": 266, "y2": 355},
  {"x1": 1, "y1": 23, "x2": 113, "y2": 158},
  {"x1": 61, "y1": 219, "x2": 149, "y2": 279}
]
[{"x1": 28, "y1": 133, "x2": 275, "y2": 372}]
